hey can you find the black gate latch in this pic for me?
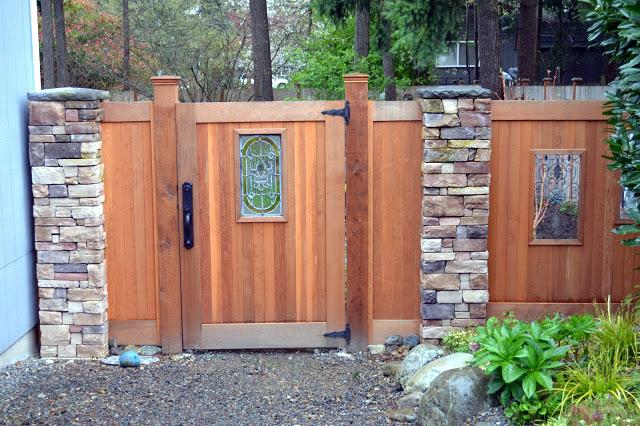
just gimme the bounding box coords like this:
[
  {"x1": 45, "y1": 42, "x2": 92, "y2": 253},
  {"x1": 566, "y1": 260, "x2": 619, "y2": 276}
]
[
  {"x1": 321, "y1": 101, "x2": 350, "y2": 125},
  {"x1": 323, "y1": 323, "x2": 351, "y2": 345}
]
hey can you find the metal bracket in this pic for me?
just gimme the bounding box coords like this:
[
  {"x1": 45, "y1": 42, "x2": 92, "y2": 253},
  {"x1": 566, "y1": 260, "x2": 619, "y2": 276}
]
[
  {"x1": 321, "y1": 101, "x2": 350, "y2": 125},
  {"x1": 323, "y1": 323, "x2": 351, "y2": 345}
]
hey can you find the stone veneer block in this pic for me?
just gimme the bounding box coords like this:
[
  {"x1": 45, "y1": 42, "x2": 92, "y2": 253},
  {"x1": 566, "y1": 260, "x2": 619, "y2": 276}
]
[
  {"x1": 28, "y1": 88, "x2": 109, "y2": 359},
  {"x1": 417, "y1": 86, "x2": 491, "y2": 341}
]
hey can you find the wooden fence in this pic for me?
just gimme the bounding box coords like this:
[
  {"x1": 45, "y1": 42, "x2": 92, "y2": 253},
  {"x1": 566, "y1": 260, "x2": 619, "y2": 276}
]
[
  {"x1": 101, "y1": 88, "x2": 638, "y2": 349},
  {"x1": 488, "y1": 101, "x2": 640, "y2": 319}
]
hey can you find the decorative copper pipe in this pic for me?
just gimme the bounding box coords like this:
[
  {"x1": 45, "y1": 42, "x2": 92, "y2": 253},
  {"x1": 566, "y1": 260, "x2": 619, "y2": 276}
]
[
  {"x1": 571, "y1": 77, "x2": 583, "y2": 100},
  {"x1": 543, "y1": 77, "x2": 553, "y2": 100}
]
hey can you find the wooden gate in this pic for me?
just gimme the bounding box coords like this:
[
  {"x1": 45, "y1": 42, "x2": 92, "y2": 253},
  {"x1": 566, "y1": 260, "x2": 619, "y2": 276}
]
[
  {"x1": 176, "y1": 101, "x2": 346, "y2": 349},
  {"x1": 488, "y1": 101, "x2": 640, "y2": 319},
  {"x1": 102, "y1": 75, "x2": 422, "y2": 351}
]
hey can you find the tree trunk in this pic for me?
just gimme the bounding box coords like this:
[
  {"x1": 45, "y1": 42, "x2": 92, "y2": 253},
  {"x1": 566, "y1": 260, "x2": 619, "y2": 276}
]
[
  {"x1": 477, "y1": 0, "x2": 502, "y2": 98},
  {"x1": 474, "y1": 5, "x2": 479, "y2": 82},
  {"x1": 380, "y1": 11, "x2": 396, "y2": 101},
  {"x1": 53, "y1": 0, "x2": 68, "y2": 87},
  {"x1": 41, "y1": 0, "x2": 55, "y2": 88},
  {"x1": 354, "y1": 1, "x2": 370, "y2": 61},
  {"x1": 465, "y1": 3, "x2": 471, "y2": 84},
  {"x1": 249, "y1": 0, "x2": 274, "y2": 101},
  {"x1": 123, "y1": 0, "x2": 130, "y2": 91},
  {"x1": 517, "y1": 0, "x2": 538, "y2": 81}
]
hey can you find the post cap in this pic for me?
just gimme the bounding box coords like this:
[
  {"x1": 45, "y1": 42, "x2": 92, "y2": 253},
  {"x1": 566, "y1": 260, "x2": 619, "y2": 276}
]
[
  {"x1": 150, "y1": 76, "x2": 182, "y2": 85},
  {"x1": 343, "y1": 73, "x2": 369, "y2": 83}
]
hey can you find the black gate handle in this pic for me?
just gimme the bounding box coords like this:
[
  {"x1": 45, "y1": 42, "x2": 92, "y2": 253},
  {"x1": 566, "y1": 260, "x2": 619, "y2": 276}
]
[{"x1": 182, "y1": 182, "x2": 194, "y2": 249}]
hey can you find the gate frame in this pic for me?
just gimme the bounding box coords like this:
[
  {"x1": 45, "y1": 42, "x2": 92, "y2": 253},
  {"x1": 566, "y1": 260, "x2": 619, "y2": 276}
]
[{"x1": 145, "y1": 75, "x2": 372, "y2": 353}]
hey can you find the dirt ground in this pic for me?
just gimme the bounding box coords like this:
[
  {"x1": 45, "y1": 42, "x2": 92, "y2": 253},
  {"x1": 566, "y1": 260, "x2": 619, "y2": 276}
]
[{"x1": 0, "y1": 350, "x2": 400, "y2": 425}]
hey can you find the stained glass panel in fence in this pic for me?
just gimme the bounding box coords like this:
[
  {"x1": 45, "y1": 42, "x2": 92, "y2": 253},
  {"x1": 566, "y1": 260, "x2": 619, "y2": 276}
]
[
  {"x1": 239, "y1": 134, "x2": 283, "y2": 217},
  {"x1": 532, "y1": 153, "x2": 581, "y2": 240}
]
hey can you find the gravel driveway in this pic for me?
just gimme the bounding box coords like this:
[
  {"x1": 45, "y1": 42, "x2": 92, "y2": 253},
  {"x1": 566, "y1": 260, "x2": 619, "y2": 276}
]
[{"x1": 0, "y1": 350, "x2": 400, "y2": 425}]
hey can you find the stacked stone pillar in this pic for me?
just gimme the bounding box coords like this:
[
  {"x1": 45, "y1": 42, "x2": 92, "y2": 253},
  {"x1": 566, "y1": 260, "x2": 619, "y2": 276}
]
[
  {"x1": 417, "y1": 86, "x2": 491, "y2": 343},
  {"x1": 28, "y1": 88, "x2": 110, "y2": 358}
]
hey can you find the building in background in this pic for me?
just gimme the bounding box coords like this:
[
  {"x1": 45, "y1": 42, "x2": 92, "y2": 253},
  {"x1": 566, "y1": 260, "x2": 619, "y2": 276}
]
[
  {"x1": 435, "y1": 8, "x2": 610, "y2": 86},
  {"x1": 0, "y1": 0, "x2": 40, "y2": 368}
]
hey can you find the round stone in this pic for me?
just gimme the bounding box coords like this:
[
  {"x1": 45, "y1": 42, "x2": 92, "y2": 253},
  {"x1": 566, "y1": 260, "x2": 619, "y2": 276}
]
[{"x1": 119, "y1": 351, "x2": 141, "y2": 368}]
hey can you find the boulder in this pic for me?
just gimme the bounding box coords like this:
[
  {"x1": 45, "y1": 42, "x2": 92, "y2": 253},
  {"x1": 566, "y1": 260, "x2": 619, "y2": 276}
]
[
  {"x1": 396, "y1": 343, "x2": 444, "y2": 389},
  {"x1": 403, "y1": 352, "x2": 473, "y2": 395},
  {"x1": 417, "y1": 367, "x2": 491, "y2": 426},
  {"x1": 398, "y1": 392, "x2": 423, "y2": 408}
]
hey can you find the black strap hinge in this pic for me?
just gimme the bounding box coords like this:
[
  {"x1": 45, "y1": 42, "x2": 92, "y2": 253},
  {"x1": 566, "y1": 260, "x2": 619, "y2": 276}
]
[
  {"x1": 321, "y1": 101, "x2": 350, "y2": 125},
  {"x1": 323, "y1": 323, "x2": 351, "y2": 345}
]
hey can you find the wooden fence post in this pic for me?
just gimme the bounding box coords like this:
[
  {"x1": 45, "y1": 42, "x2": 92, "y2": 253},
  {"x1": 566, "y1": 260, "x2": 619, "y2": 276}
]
[
  {"x1": 151, "y1": 76, "x2": 183, "y2": 354},
  {"x1": 344, "y1": 74, "x2": 370, "y2": 351}
]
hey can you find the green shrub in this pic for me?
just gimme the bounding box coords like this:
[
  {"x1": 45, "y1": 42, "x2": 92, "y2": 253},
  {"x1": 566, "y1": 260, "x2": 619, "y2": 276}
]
[
  {"x1": 552, "y1": 301, "x2": 640, "y2": 412},
  {"x1": 442, "y1": 328, "x2": 477, "y2": 353},
  {"x1": 553, "y1": 347, "x2": 640, "y2": 412},
  {"x1": 472, "y1": 316, "x2": 571, "y2": 406},
  {"x1": 593, "y1": 300, "x2": 638, "y2": 364},
  {"x1": 505, "y1": 393, "x2": 562, "y2": 425},
  {"x1": 546, "y1": 396, "x2": 640, "y2": 426}
]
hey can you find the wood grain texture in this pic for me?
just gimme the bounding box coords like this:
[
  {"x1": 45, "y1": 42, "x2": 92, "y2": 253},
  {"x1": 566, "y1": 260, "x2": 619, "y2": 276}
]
[
  {"x1": 371, "y1": 320, "x2": 420, "y2": 344},
  {"x1": 179, "y1": 102, "x2": 346, "y2": 349},
  {"x1": 109, "y1": 320, "x2": 159, "y2": 345},
  {"x1": 103, "y1": 121, "x2": 158, "y2": 322},
  {"x1": 151, "y1": 77, "x2": 183, "y2": 354},
  {"x1": 371, "y1": 101, "x2": 421, "y2": 122},
  {"x1": 487, "y1": 303, "x2": 622, "y2": 322},
  {"x1": 103, "y1": 102, "x2": 151, "y2": 122},
  {"x1": 489, "y1": 102, "x2": 639, "y2": 311},
  {"x1": 345, "y1": 74, "x2": 370, "y2": 350},
  {"x1": 369, "y1": 116, "x2": 422, "y2": 322},
  {"x1": 200, "y1": 323, "x2": 342, "y2": 349},
  {"x1": 195, "y1": 101, "x2": 342, "y2": 123},
  {"x1": 491, "y1": 101, "x2": 605, "y2": 121}
]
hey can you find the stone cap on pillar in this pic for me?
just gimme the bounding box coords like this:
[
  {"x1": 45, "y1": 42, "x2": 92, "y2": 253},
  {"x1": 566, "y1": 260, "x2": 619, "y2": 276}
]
[
  {"x1": 27, "y1": 87, "x2": 110, "y2": 101},
  {"x1": 417, "y1": 85, "x2": 491, "y2": 99}
]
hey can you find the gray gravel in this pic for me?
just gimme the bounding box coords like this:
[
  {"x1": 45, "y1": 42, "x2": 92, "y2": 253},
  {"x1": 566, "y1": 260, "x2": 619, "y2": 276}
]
[{"x1": 0, "y1": 350, "x2": 401, "y2": 425}]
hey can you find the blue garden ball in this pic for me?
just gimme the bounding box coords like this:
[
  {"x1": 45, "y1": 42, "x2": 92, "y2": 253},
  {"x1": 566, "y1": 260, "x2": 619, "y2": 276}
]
[{"x1": 119, "y1": 350, "x2": 141, "y2": 368}]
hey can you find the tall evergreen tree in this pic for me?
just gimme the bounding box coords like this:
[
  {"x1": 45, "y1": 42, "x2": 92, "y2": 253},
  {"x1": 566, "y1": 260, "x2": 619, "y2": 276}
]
[
  {"x1": 53, "y1": 0, "x2": 69, "y2": 86},
  {"x1": 385, "y1": 0, "x2": 465, "y2": 71},
  {"x1": 122, "y1": 0, "x2": 130, "y2": 91},
  {"x1": 477, "y1": 0, "x2": 502, "y2": 97},
  {"x1": 41, "y1": 0, "x2": 55, "y2": 88},
  {"x1": 517, "y1": 0, "x2": 539, "y2": 81},
  {"x1": 249, "y1": 0, "x2": 274, "y2": 101}
]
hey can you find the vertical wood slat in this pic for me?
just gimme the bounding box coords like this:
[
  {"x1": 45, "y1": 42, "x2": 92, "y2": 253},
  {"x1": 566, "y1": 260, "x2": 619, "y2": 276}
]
[
  {"x1": 369, "y1": 118, "x2": 422, "y2": 321},
  {"x1": 345, "y1": 74, "x2": 370, "y2": 350},
  {"x1": 185, "y1": 117, "x2": 340, "y2": 331},
  {"x1": 103, "y1": 122, "x2": 157, "y2": 322},
  {"x1": 489, "y1": 102, "x2": 639, "y2": 310},
  {"x1": 151, "y1": 76, "x2": 183, "y2": 354}
]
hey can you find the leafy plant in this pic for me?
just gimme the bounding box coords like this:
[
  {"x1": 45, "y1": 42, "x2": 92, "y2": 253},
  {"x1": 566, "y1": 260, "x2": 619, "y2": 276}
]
[
  {"x1": 473, "y1": 316, "x2": 571, "y2": 406},
  {"x1": 505, "y1": 393, "x2": 561, "y2": 425},
  {"x1": 552, "y1": 301, "x2": 640, "y2": 413},
  {"x1": 442, "y1": 328, "x2": 477, "y2": 353},
  {"x1": 546, "y1": 396, "x2": 640, "y2": 426},
  {"x1": 593, "y1": 300, "x2": 638, "y2": 364},
  {"x1": 582, "y1": 0, "x2": 640, "y2": 246}
]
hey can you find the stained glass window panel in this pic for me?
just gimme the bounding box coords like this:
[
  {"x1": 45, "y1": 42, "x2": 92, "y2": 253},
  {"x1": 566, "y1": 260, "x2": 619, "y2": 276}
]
[
  {"x1": 239, "y1": 134, "x2": 283, "y2": 217},
  {"x1": 532, "y1": 153, "x2": 581, "y2": 240}
]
